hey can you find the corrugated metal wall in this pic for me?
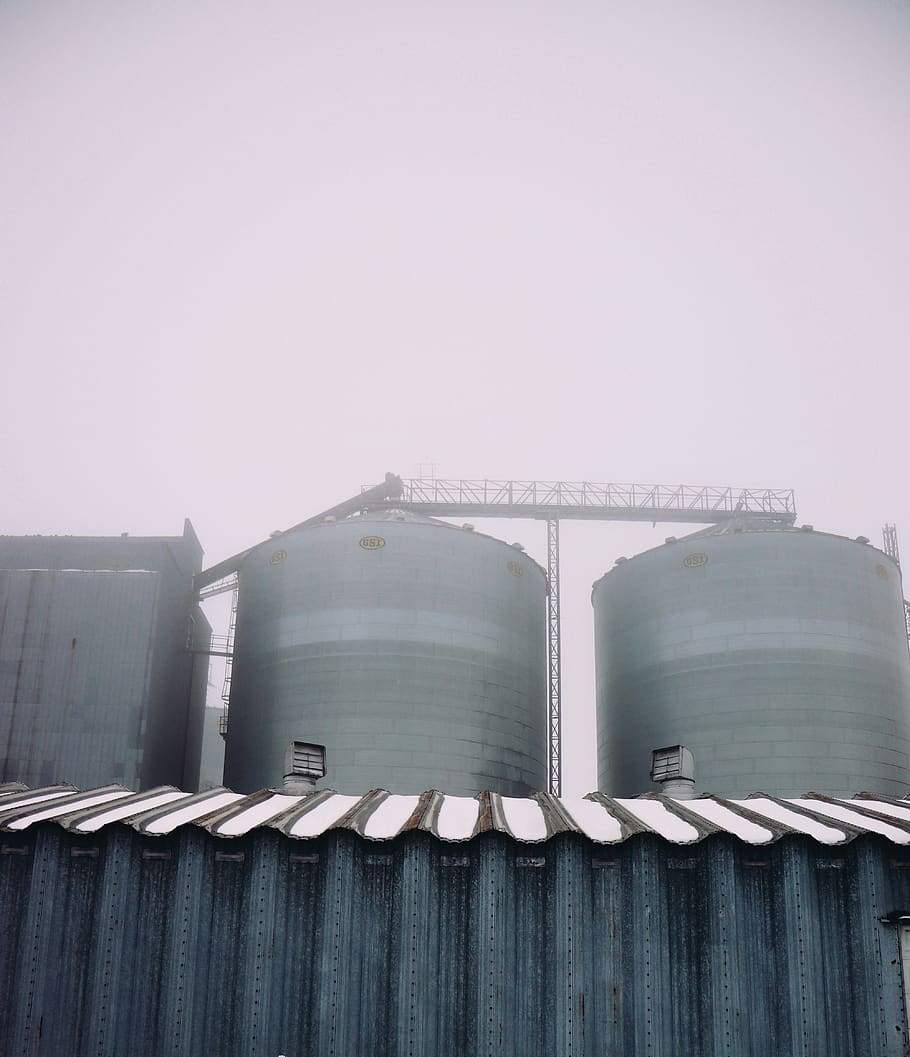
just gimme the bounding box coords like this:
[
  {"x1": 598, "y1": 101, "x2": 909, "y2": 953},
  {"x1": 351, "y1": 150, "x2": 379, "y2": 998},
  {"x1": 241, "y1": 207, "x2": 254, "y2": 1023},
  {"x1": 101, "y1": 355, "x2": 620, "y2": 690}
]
[
  {"x1": 0, "y1": 570, "x2": 160, "y2": 788},
  {"x1": 3, "y1": 824, "x2": 910, "y2": 1057},
  {"x1": 0, "y1": 527, "x2": 210, "y2": 791}
]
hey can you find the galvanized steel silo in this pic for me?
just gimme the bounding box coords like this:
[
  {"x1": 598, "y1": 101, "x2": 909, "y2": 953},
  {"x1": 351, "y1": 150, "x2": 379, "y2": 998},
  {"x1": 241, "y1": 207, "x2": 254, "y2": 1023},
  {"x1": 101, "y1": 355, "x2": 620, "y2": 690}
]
[
  {"x1": 593, "y1": 527, "x2": 910, "y2": 798},
  {"x1": 223, "y1": 510, "x2": 548, "y2": 794}
]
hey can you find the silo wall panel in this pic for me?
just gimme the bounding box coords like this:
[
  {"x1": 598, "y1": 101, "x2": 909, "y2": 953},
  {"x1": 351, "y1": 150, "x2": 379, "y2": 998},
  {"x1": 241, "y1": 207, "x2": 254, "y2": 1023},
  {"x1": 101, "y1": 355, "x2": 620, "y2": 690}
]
[
  {"x1": 594, "y1": 532, "x2": 910, "y2": 797},
  {"x1": 224, "y1": 519, "x2": 548, "y2": 795}
]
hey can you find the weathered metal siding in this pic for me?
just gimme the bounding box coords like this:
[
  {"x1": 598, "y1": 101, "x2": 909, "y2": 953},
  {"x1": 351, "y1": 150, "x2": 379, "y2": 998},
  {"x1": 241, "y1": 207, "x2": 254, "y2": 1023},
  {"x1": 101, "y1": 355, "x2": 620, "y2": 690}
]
[
  {"x1": 0, "y1": 570, "x2": 159, "y2": 788},
  {"x1": 0, "y1": 526, "x2": 208, "y2": 791},
  {"x1": 197, "y1": 705, "x2": 226, "y2": 789},
  {"x1": 594, "y1": 528, "x2": 910, "y2": 797},
  {"x1": 224, "y1": 512, "x2": 548, "y2": 796},
  {"x1": 3, "y1": 826, "x2": 910, "y2": 1057}
]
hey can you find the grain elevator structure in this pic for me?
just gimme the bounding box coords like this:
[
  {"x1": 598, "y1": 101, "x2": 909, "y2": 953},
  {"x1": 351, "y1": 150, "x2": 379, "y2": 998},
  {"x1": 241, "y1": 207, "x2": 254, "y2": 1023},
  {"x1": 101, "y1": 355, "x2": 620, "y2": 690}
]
[{"x1": 9, "y1": 476, "x2": 910, "y2": 1057}]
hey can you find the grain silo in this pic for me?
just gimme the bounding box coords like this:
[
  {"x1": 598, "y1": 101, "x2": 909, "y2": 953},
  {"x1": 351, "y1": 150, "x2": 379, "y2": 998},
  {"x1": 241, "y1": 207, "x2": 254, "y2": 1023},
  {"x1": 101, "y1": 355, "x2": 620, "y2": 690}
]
[
  {"x1": 593, "y1": 525, "x2": 910, "y2": 798},
  {"x1": 222, "y1": 509, "x2": 547, "y2": 795}
]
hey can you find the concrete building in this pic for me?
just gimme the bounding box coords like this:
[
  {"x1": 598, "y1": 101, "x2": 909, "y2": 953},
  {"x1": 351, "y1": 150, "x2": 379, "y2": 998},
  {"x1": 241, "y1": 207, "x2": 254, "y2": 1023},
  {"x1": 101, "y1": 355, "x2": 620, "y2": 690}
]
[{"x1": 0, "y1": 522, "x2": 209, "y2": 791}]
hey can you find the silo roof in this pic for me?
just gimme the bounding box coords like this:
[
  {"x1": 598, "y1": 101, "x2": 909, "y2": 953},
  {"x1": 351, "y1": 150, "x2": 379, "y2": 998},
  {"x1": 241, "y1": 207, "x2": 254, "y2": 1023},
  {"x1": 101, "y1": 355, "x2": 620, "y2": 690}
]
[
  {"x1": 239, "y1": 506, "x2": 547, "y2": 577},
  {"x1": 343, "y1": 507, "x2": 449, "y2": 526},
  {"x1": 3, "y1": 782, "x2": 910, "y2": 846}
]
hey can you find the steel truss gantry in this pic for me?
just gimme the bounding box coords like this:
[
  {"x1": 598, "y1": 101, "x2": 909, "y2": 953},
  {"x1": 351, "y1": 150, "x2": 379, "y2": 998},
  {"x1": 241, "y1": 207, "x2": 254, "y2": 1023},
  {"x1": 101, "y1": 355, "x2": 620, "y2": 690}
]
[
  {"x1": 388, "y1": 478, "x2": 796, "y2": 796},
  {"x1": 394, "y1": 478, "x2": 796, "y2": 523}
]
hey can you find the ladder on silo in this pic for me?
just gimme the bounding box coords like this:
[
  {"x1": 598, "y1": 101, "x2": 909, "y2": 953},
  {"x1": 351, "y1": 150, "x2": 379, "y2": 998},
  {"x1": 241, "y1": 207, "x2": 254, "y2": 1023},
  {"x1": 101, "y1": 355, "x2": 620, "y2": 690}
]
[
  {"x1": 882, "y1": 524, "x2": 910, "y2": 645},
  {"x1": 219, "y1": 581, "x2": 239, "y2": 738}
]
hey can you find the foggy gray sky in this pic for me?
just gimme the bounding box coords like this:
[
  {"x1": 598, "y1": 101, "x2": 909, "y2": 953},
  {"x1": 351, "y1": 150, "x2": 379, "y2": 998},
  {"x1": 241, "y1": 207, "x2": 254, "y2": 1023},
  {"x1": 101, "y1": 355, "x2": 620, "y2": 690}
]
[{"x1": 3, "y1": 1, "x2": 909, "y2": 794}]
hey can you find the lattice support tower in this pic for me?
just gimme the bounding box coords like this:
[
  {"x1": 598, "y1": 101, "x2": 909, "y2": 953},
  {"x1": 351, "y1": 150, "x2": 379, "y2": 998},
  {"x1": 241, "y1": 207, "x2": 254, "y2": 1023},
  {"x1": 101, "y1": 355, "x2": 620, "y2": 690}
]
[
  {"x1": 884, "y1": 524, "x2": 901, "y2": 566},
  {"x1": 883, "y1": 524, "x2": 910, "y2": 645},
  {"x1": 546, "y1": 517, "x2": 562, "y2": 796},
  {"x1": 219, "y1": 581, "x2": 240, "y2": 737}
]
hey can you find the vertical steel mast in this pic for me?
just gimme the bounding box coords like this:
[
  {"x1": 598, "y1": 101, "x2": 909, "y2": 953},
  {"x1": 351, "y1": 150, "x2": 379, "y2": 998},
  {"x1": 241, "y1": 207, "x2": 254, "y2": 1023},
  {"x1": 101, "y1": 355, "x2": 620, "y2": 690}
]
[
  {"x1": 884, "y1": 523, "x2": 901, "y2": 565},
  {"x1": 547, "y1": 517, "x2": 562, "y2": 795},
  {"x1": 883, "y1": 524, "x2": 910, "y2": 643}
]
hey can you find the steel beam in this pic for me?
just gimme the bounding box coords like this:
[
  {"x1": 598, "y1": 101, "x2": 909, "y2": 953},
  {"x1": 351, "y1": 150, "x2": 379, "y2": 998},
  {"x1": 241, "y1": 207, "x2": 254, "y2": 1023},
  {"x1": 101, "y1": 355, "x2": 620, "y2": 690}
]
[{"x1": 391, "y1": 479, "x2": 796, "y2": 524}]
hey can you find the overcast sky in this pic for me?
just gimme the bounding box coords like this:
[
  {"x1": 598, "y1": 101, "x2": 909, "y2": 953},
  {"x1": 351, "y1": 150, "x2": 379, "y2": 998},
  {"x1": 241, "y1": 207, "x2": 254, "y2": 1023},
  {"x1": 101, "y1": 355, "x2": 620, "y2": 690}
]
[{"x1": 2, "y1": 1, "x2": 909, "y2": 794}]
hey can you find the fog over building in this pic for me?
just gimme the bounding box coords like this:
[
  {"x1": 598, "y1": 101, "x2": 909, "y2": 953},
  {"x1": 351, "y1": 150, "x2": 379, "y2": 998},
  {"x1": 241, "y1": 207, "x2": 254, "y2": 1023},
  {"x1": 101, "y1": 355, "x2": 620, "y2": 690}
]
[{"x1": 3, "y1": 0, "x2": 910, "y2": 1053}]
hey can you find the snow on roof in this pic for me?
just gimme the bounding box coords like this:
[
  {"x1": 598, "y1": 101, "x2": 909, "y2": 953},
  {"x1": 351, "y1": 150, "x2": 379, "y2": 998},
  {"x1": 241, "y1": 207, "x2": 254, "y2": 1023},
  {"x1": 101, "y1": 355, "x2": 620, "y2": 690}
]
[
  {"x1": 558, "y1": 798, "x2": 625, "y2": 843},
  {"x1": 363, "y1": 794, "x2": 422, "y2": 839},
  {"x1": 739, "y1": 797, "x2": 848, "y2": 844},
  {"x1": 3, "y1": 783, "x2": 910, "y2": 846},
  {"x1": 434, "y1": 794, "x2": 481, "y2": 841},
  {"x1": 670, "y1": 797, "x2": 776, "y2": 844},
  {"x1": 213, "y1": 793, "x2": 303, "y2": 836},
  {"x1": 3, "y1": 788, "x2": 135, "y2": 830},
  {"x1": 73, "y1": 789, "x2": 191, "y2": 832},
  {"x1": 289, "y1": 793, "x2": 363, "y2": 838},
  {"x1": 498, "y1": 796, "x2": 549, "y2": 841},
  {"x1": 614, "y1": 797, "x2": 703, "y2": 842}
]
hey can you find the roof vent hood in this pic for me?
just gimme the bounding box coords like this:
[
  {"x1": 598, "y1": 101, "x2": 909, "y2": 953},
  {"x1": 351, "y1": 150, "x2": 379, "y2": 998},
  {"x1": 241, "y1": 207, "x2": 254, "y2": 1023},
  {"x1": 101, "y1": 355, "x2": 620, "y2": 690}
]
[
  {"x1": 650, "y1": 745, "x2": 696, "y2": 799},
  {"x1": 282, "y1": 740, "x2": 326, "y2": 794}
]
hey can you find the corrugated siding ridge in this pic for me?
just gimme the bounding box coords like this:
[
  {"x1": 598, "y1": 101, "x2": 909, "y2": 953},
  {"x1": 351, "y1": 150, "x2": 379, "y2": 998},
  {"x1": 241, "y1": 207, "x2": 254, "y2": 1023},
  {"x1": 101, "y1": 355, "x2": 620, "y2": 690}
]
[{"x1": 5, "y1": 782, "x2": 910, "y2": 845}]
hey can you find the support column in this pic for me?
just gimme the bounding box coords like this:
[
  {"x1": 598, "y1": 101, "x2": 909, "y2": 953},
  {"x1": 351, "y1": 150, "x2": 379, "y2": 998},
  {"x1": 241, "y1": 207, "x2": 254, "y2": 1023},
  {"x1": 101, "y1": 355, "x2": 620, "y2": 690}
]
[{"x1": 547, "y1": 517, "x2": 562, "y2": 797}]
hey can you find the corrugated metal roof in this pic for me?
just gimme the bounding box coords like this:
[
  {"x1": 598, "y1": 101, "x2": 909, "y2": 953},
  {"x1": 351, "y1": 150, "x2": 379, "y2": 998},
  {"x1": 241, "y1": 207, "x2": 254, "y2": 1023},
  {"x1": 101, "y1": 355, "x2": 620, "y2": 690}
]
[{"x1": 3, "y1": 782, "x2": 910, "y2": 844}]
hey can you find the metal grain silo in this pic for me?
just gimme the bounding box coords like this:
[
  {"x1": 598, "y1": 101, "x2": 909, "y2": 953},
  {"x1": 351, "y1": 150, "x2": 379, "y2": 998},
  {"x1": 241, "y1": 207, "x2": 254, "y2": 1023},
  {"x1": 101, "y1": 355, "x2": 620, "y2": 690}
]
[
  {"x1": 593, "y1": 527, "x2": 910, "y2": 798},
  {"x1": 223, "y1": 510, "x2": 547, "y2": 795}
]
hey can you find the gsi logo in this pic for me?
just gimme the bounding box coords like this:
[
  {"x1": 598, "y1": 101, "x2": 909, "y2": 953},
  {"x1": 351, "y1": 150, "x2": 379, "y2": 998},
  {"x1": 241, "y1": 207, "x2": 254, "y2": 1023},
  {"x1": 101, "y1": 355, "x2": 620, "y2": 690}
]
[{"x1": 359, "y1": 536, "x2": 386, "y2": 550}]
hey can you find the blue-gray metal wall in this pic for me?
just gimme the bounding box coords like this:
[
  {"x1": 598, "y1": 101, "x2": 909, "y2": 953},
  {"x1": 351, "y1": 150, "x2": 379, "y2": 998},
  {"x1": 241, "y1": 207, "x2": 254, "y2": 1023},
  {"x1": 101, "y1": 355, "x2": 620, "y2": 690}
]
[
  {"x1": 198, "y1": 705, "x2": 226, "y2": 789},
  {"x1": 593, "y1": 528, "x2": 910, "y2": 797},
  {"x1": 2, "y1": 824, "x2": 910, "y2": 1057},
  {"x1": 0, "y1": 523, "x2": 209, "y2": 791},
  {"x1": 224, "y1": 512, "x2": 548, "y2": 795}
]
